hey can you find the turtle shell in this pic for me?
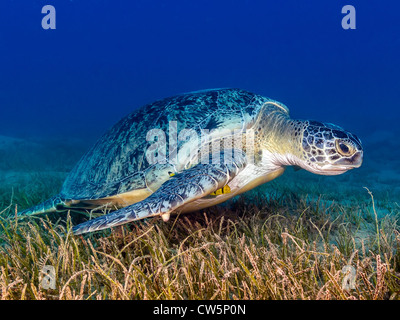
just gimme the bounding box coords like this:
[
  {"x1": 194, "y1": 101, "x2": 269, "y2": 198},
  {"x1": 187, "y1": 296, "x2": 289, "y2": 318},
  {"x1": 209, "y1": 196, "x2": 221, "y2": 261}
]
[{"x1": 60, "y1": 88, "x2": 274, "y2": 200}]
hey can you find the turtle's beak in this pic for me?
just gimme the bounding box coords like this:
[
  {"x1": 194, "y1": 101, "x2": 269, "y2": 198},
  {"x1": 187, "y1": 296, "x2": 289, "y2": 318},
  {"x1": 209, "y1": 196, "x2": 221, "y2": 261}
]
[
  {"x1": 310, "y1": 150, "x2": 363, "y2": 176},
  {"x1": 335, "y1": 150, "x2": 363, "y2": 169},
  {"x1": 350, "y1": 151, "x2": 363, "y2": 168}
]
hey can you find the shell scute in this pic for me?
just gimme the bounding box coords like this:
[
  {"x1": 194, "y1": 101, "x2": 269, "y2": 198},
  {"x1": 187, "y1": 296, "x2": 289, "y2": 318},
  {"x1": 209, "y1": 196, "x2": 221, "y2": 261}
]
[{"x1": 61, "y1": 88, "x2": 275, "y2": 200}]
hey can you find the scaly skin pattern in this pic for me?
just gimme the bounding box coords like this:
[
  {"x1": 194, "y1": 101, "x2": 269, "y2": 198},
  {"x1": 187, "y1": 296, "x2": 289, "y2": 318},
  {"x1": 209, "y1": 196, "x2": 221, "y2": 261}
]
[
  {"x1": 18, "y1": 195, "x2": 67, "y2": 216},
  {"x1": 72, "y1": 150, "x2": 247, "y2": 234},
  {"x1": 251, "y1": 104, "x2": 363, "y2": 175},
  {"x1": 300, "y1": 121, "x2": 363, "y2": 173}
]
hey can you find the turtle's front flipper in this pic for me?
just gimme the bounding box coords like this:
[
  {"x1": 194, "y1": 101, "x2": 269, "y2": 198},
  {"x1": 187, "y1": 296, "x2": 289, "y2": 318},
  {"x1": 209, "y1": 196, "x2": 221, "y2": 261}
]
[{"x1": 72, "y1": 151, "x2": 247, "y2": 235}]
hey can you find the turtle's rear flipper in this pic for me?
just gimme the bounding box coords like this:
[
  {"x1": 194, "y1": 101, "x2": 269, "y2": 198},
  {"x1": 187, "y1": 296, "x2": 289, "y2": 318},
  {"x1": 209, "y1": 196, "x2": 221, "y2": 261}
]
[
  {"x1": 72, "y1": 151, "x2": 247, "y2": 235},
  {"x1": 17, "y1": 195, "x2": 67, "y2": 217}
]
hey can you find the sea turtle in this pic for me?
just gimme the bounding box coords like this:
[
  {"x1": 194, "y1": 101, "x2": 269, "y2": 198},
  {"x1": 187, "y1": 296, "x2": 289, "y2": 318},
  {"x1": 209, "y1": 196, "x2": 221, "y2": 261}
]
[{"x1": 19, "y1": 88, "x2": 363, "y2": 235}]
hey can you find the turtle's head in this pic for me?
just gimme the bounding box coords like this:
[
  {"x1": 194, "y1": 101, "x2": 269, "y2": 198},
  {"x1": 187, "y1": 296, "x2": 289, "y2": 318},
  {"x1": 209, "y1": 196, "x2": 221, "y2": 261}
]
[{"x1": 295, "y1": 120, "x2": 363, "y2": 175}]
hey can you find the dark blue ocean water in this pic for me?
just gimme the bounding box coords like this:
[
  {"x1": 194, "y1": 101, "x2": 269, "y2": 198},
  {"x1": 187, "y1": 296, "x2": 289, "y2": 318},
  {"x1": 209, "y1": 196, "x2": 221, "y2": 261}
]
[
  {"x1": 0, "y1": 1, "x2": 399, "y2": 205},
  {"x1": 1, "y1": 0, "x2": 399, "y2": 139}
]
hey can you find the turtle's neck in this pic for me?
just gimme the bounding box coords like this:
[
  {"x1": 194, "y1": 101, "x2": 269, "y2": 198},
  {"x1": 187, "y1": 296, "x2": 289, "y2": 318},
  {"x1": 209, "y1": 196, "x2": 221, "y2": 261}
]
[{"x1": 253, "y1": 108, "x2": 307, "y2": 168}]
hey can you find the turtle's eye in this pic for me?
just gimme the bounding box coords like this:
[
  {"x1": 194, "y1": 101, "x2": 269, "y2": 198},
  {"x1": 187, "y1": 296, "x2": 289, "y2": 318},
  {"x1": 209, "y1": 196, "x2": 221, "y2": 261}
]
[{"x1": 336, "y1": 140, "x2": 354, "y2": 156}]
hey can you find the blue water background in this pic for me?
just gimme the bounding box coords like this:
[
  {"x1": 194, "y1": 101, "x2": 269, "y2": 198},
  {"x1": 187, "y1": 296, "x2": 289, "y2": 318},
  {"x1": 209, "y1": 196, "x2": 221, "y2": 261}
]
[{"x1": 0, "y1": 0, "x2": 399, "y2": 204}]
